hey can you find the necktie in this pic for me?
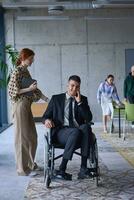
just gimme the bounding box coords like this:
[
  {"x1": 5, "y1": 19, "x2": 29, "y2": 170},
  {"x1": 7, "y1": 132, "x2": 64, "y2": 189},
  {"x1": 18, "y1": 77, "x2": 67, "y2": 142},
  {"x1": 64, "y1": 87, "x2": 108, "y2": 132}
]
[{"x1": 69, "y1": 97, "x2": 74, "y2": 127}]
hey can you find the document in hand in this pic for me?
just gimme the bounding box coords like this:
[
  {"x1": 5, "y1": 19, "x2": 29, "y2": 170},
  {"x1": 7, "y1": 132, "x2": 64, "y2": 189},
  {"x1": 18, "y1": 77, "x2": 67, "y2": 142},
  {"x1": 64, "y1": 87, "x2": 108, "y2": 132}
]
[{"x1": 21, "y1": 77, "x2": 37, "y2": 96}]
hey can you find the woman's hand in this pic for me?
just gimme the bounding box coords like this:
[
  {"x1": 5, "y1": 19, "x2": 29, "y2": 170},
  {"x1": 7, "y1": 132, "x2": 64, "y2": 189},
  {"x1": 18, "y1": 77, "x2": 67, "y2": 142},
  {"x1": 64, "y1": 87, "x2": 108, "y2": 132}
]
[
  {"x1": 18, "y1": 81, "x2": 37, "y2": 95},
  {"x1": 29, "y1": 81, "x2": 37, "y2": 91},
  {"x1": 41, "y1": 94, "x2": 49, "y2": 102}
]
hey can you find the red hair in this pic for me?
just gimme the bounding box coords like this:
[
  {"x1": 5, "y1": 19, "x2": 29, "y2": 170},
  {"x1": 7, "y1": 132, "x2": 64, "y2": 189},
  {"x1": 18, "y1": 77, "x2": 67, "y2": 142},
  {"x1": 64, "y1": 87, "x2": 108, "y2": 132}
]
[{"x1": 16, "y1": 48, "x2": 35, "y2": 66}]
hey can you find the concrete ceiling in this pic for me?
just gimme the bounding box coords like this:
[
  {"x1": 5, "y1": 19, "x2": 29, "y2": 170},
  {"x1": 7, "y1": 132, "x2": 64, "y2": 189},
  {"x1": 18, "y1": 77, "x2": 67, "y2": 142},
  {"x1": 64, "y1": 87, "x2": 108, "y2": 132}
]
[{"x1": 2, "y1": 0, "x2": 134, "y2": 10}]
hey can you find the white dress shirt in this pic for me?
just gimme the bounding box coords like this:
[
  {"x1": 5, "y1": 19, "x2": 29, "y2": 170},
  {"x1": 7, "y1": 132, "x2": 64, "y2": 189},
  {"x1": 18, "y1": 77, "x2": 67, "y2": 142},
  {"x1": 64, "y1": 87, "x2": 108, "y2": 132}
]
[{"x1": 63, "y1": 93, "x2": 79, "y2": 127}]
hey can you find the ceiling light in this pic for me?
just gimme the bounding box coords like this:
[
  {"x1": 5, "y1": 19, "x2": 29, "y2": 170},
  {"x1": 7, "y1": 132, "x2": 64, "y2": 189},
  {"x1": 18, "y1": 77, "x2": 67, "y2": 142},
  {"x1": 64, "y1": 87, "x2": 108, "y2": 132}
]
[{"x1": 48, "y1": 6, "x2": 64, "y2": 15}]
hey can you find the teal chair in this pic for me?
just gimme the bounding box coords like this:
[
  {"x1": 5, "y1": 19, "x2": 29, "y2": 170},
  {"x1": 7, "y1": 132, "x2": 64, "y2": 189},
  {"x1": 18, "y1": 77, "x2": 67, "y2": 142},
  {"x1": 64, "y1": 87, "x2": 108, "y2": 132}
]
[{"x1": 123, "y1": 103, "x2": 134, "y2": 140}]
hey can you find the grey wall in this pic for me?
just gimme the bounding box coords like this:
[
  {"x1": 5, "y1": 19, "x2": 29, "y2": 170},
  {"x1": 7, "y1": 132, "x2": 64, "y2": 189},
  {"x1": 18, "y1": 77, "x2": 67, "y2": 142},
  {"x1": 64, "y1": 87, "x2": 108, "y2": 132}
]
[{"x1": 5, "y1": 9, "x2": 134, "y2": 122}]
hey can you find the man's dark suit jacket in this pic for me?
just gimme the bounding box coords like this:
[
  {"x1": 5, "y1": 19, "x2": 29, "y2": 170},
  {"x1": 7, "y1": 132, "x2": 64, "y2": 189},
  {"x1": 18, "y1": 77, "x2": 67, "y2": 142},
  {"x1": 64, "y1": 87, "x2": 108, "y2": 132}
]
[{"x1": 42, "y1": 93, "x2": 93, "y2": 137}]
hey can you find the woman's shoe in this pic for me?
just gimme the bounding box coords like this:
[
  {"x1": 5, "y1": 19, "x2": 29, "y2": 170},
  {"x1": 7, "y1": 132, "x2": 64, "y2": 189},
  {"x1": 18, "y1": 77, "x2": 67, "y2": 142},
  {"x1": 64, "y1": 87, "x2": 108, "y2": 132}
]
[
  {"x1": 104, "y1": 129, "x2": 108, "y2": 133},
  {"x1": 18, "y1": 172, "x2": 30, "y2": 176},
  {"x1": 17, "y1": 169, "x2": 31, "y2": 176},
  {"x1": 29, "y1": 171, "x2": 39, "y2": 177}
]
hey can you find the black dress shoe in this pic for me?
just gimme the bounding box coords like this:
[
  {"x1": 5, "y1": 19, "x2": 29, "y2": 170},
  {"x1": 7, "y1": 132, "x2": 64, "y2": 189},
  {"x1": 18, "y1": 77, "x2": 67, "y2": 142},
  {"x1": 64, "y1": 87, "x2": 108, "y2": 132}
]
[
  {"x1": 78, "y1": 167, "x2": 92, "y2": 179},
  {"x1": 55, "y1": 170, "x2": 72, "y2": 181}
]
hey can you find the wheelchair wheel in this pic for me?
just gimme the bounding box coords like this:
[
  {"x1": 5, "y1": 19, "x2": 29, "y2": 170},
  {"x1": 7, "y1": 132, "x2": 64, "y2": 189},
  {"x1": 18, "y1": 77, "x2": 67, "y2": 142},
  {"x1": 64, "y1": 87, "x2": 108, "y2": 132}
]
[
  {"x1": 96, "y1": 166, "x2": 100, "y2": 186},
  {"x1": 45, "y1": 174, "x2": 51, "y2": 188},
  {"x1": 94, "y1": 142, "x2": 100, "y2": 186},
  {"x1": 89, "y1": 139, "x2": 100, "y2": 186}
]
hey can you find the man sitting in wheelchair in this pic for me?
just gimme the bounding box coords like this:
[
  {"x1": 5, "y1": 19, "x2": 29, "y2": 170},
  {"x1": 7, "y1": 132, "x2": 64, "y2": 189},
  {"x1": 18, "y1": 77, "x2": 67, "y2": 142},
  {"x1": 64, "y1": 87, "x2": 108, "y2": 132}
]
[{"x1": 42, "y1": 75, "x2": 93, "y2": 180}]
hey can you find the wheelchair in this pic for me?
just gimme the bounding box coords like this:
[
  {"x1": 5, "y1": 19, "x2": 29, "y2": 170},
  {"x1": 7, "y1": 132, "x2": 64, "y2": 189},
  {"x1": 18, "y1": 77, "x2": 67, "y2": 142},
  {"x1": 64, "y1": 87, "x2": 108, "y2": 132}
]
[{"x1": 44, "y1": 124, "x2": 100, "y2": 188}]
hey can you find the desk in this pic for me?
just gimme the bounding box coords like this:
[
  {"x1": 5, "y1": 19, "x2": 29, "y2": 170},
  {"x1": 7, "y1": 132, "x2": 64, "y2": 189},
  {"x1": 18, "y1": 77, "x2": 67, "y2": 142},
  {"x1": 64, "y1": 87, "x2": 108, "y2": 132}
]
[
  {"x1": 114, "y1": 104, "x2": 125, "y2": 138},
  {"x1": 31, "y1": 102, "x2": 48, "y2": 122}
]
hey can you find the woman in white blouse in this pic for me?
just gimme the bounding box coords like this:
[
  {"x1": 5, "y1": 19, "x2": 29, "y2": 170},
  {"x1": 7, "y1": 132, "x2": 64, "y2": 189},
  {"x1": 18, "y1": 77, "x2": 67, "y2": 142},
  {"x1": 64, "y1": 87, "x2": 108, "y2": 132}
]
[{"x1": 97, "y1": 74, "x2": 121, "y2": 133}]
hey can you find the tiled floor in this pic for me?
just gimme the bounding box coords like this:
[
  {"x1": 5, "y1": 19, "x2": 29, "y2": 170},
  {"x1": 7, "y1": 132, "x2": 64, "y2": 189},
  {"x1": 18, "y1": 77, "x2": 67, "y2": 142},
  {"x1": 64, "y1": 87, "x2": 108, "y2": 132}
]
[
  {"x1": 0, "y1": 125, "x2": 30, "y2": 200},
  {"x1": 26, "y1": 124, "x2": 134, "y2": 200},
  {"x1": 0, "y1": 123, "x2": 134, "y2": 200}
]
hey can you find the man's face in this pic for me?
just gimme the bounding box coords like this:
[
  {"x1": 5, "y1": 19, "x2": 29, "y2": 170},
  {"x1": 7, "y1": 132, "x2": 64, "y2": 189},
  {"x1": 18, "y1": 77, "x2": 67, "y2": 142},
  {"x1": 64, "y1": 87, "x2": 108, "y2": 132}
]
[
  {"x1": 67, "y1": 80, "x2": 80, "y2": 97},
  {"x1": 131, "y1": 66, "x2": 134, "y2": 76}
]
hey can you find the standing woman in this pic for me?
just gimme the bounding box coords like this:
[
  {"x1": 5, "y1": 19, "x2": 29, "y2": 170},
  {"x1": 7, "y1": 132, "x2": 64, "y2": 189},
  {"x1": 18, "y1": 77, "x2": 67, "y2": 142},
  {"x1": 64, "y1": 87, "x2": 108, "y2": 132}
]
[
  {"x1": 8, "y1": 48, "x2": 48, "y2": 176},
  {"x1": 97, "y1": 74, "x2": 121, "y2": 133}
]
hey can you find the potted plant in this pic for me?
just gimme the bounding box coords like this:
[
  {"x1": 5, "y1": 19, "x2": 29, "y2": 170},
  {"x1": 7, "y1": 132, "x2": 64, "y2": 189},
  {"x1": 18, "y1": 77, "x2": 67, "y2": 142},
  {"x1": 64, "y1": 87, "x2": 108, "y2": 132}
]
[{"x1": 0, "y1": 44, "x2": 18, "y2": 88}]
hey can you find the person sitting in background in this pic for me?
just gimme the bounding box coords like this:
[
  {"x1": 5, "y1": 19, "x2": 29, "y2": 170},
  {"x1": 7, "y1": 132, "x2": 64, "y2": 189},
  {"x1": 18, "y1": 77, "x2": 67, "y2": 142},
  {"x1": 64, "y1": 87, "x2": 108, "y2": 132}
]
[
  {"x1": 42, "y1": 75, "x2": 93, "y2": 180},
  {"x1": 124, "y1": 65, "x2": 134, "y2": 128},
  {"x1": 97, "y1": 74, "x2": 121, "y2": 133}
]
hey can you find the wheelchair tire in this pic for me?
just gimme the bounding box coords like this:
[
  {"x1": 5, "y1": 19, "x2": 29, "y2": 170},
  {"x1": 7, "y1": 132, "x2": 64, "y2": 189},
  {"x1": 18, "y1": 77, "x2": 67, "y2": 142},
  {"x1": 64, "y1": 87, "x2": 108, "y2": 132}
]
[
  {"x1": 96, "y1": 166, "x2": 100, "y2": 186},
  {"x1": 45, "y1": 174, "x2": 51, "y2": 188},
  {"x1": 89, "y1": 139, "x2": 100, "y2": 187}
]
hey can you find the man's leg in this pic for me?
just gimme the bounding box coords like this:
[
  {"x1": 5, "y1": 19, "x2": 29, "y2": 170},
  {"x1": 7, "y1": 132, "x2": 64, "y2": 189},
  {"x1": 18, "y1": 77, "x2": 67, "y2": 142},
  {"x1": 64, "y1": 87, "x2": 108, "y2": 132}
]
[
  {"x1": 79, "y1": 124, "x2": 92, "y2": 158},
  {"x1": 128, "y1": 95, "x2": 134, "y2": 103},
  {"x1": 78, "y1": 124, "x2": 92, "y2": 179},
  {"x1": 56, "y1": 127, "x2": 80, "y2": 179},
  {"x1": 128, "y1": 96, "x2": 134, "y2": 126}
]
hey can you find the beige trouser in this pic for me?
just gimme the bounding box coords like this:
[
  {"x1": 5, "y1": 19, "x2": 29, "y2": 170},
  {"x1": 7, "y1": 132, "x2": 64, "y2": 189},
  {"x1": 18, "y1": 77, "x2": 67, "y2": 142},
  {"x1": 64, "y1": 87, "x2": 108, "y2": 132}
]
[{"x1": 12, "y1": 98, "x2": 37, "y2": 175}]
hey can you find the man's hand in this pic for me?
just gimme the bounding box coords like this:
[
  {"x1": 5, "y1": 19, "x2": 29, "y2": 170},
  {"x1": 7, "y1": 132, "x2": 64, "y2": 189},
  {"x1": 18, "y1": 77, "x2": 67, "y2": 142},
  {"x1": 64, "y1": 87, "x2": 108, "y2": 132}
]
[
  {"x1": 75, "y1": 90, "x2": 81, "y2": 103},
  {"x1": 44, "y1": 119, "x2": 55, "y2": 128}
]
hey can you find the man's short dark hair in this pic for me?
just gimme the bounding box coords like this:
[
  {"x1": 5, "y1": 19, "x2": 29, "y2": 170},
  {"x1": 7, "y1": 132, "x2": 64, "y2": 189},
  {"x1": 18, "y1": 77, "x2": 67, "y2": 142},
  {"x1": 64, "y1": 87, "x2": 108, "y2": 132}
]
[{"x1": 68, "y1": 75, "x2": 81, "y2": 84}]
